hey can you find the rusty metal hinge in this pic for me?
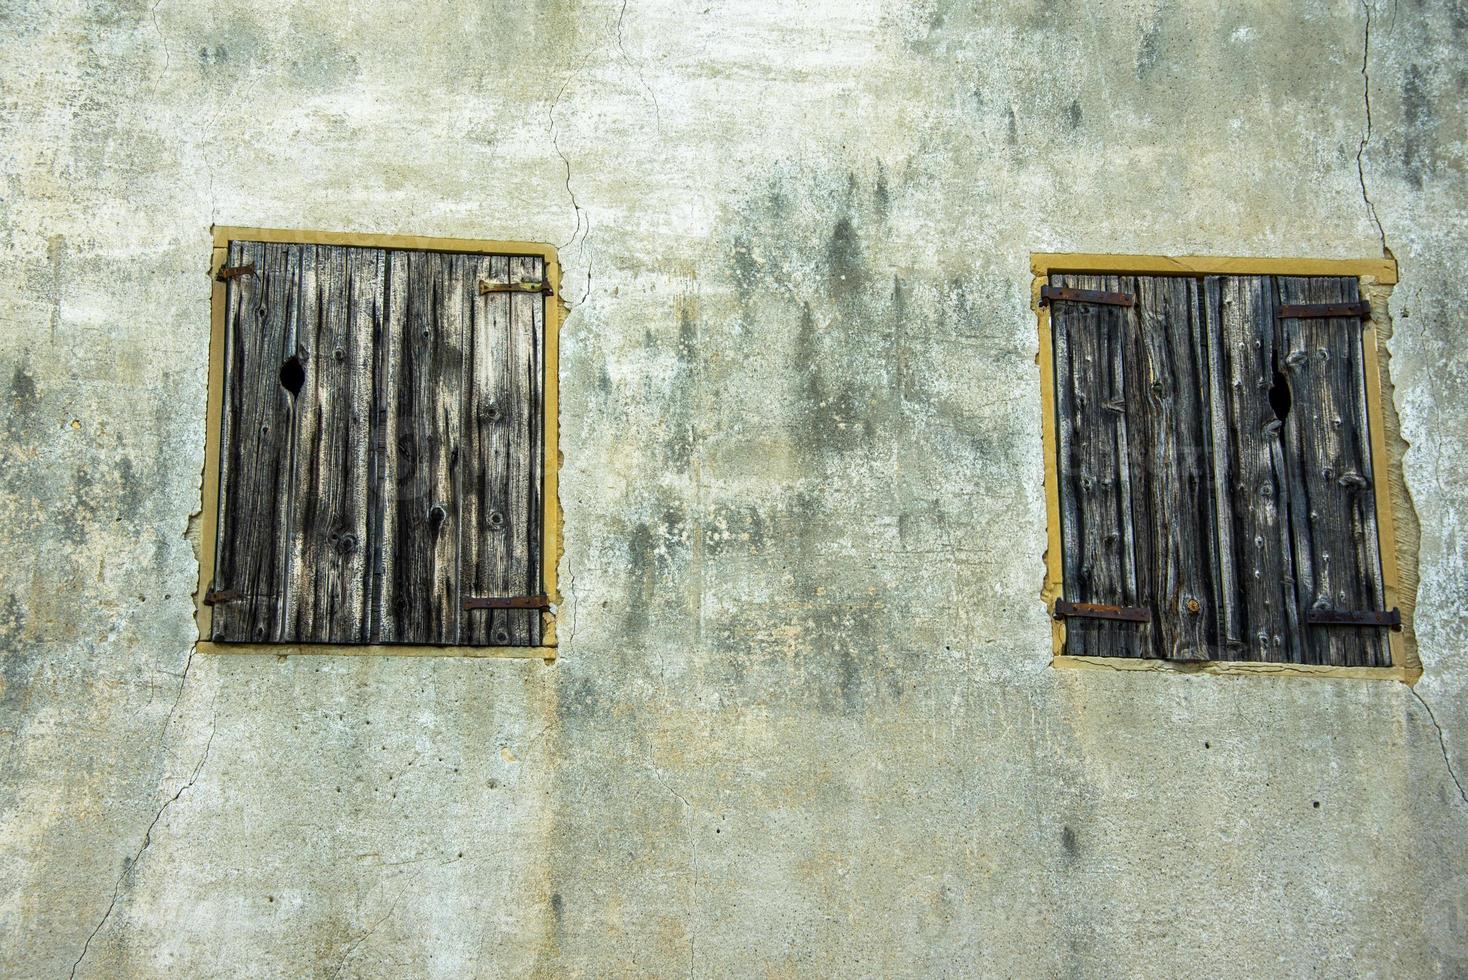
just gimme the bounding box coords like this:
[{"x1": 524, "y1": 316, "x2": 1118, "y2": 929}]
[
  {"x1": 1306, "y1": 607, "x2": 1401, "y2": 631},
  {"x1": 1041, "y1": 285, "x2": 1135, "y2": 308},
  {"x1": 1054, "y1": 599, "x2": 1151, "y2": 623},
  {"x1": 215, "y1": 264, "x2": 256, "y2": 282},
  {"x1": 463, "y1": 595, "x2": 552, "y2": 611},
  {"x1": 478, "y1": 279, "x2": 553, "y2": 297},
  {"x1": 203, "y1": 588, "x2": 244, "y2": 606},
  {"x1": 1278, "y1": 301, "x2": 1371, "y2": 319}
]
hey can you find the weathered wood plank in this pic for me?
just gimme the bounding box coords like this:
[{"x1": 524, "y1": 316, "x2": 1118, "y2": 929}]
[
  {"x1": 375, "y1": 250, "x2": 466, "y2": 644},
  {"x1": 1201, "y1": 275, "x2": 1301, "y2": 663},
  {"x1": 1129, "y1": 275, "x2": 1215, "y2": 661},
  {"x1": 212, "y1": 241, "x2": 302, "y2": 643},
  {"x1": 284, "y1": 246, "x2": 383, "y2": 642},
  {"x1": 454, "y1": 251, "x2": 544, "y2": 646},
  {"x1": 461, "y1": 254, "x2": 515, "y2": 645},
  {"x1": 510, "y1": 255, "x2": 545, "y2": 646},
  {"x1": 1276, "y1": 276, "x2": 1389, "y2": 667},
  {"x1": 1051, "y1": 273, "x2": 1150, "y2": 658}
]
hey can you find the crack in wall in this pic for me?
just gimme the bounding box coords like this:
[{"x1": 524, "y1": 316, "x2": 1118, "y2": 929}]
[
  {"x1": 547, "y1": 63, "x2": 595, "y2": 306},
  {"x1": 150, "y1": 0, "x2": 171, "y2": 80},
  {"x1": 1412, "y1": 688, "x2": 1468, "y2": 809},
  {"x1": 69, "y1": 711, "x2": 218, "y2": 979},
  {"x1": 1356, "y1": 0, "x2": 1389, "y2": 257},
  {"x1": 548, "y1": 68, "x2": 589, "y2": 257},
  {"x1": 615, "y1": 0, "x2": 663, "y2": 134},
  {"x1": 157, "y1": 646, "x2": 196, "y2": 749}
]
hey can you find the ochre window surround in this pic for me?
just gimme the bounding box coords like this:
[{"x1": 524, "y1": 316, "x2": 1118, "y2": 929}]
[
  {"x1": 195, "y1": 226, "x2": 563, "y2": 660},
  {"x1": 1033, "y1": 252, "x2": 1419, "y2": 682}
]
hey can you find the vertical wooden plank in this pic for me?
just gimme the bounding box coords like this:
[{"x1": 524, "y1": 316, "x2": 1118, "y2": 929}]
[
  {"x1": 1201, "y1": 276, "x2": 1300, "y2": 663},
  {"x1": 1129, "y1": 275, "x2": 1215, "y2": 661},
  {"x1": 510, "y1": 255, "x2": 545, "y2": 646},
  {"x1": 284, "y1": 245, "x2": 383, "y2": 643},
  {"x1": 1051, "y1": 274, "x2": 1150, "y2": 658},
  {"x1": 1276, "y1": 276, "x2": 1389, "y2": 667},
  {"x1": 375, "y1": 250, "x2": 467, "y2": 644},
  {"x1": 211, "y1": 241, "x2": 302, "y2": 643},
  {"x1": 461, "y1": 254, "x2": 513, "y2": 645},
  {"x1": 365, "y1": 250, "x2": 402, "y2": 642}
]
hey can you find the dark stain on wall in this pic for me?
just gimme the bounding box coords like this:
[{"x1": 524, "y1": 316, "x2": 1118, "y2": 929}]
[
  {"x1": 790, "y1": 303, "x2": 875, "y2": 461},
  {"x1": 873, "y1": 165, "x2": 891, "y2": 220},
  {"x1": 556, "y1": 673, "x2": 603, "y2": 723},
  {"x1": 825, "y1": 216, "x2": 866, "y2": 299},
  {"x1": 701, "y1": 504, "x2": 767, "y2": 559},
  {"x1": 1136, "y1": 12, "x2": 1164, "y2": 80},
  {"x1": 1401, "y1": 63, "x2": 1431, "y2": 190},
  {"x1": 6, "y1": 362, "x2": 40, "y2": 448},
  {"x1": 0, "y1": 593, "x2": 28, "y2": 722},
  {"x1": 621, "y1": 508, "x2": 689, "y2": 638}
]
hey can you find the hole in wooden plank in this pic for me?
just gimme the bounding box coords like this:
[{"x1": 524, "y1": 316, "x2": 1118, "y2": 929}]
[
  {"x1": 279, "y1": 355, "x2": 305, "y2": 396},
  {"x1": 1268, "y1": 368, "x2": 1291, "y2": 422}
]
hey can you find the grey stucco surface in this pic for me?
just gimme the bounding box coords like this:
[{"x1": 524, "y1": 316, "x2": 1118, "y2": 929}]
[{"x1": 2, "y1": 0, "x2": 1466, "y2": 976}]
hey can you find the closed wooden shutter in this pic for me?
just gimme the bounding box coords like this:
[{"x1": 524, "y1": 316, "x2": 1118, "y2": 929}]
[
  {"x1": 1050, "y1": 274, "x2": 1156, "y2": 659},
  {"x1": 1051, "y1": 272, "x2": 1391, "y2": 666},
  {"x1": 209, "y1": 240, "x2": 545, "y2": 647},
  {"x1": 1050, "y1": 274, "x2": 1216, "y2": 661},
  {"x1": 1274, "y1": 276, "x2": 1388, "y2": 666}
]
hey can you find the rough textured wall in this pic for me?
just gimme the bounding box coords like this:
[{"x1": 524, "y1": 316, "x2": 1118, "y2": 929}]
[{"x1": 2, "y1": 0, "x2": 1466, "y2": 976}]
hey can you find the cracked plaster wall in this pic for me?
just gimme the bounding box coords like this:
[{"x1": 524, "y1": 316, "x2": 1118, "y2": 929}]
[{"x1": 2, "y1": 0, "x2": 1467, "y2": 976}]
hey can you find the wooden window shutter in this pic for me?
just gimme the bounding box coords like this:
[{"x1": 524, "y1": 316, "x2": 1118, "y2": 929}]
[
  {"x1": 210, "y1": 241, "x2": 545, "y2": 647},
  {"x1": 1202, "y1": 275, "x2": 1304, "y2": 662},
  {"x1": 1051, "y1": 270, "x2": 1391, "y2": 667},
  {"x1": 1050, "y1": 274, "x2": 1153, "y2": 659},
  {"x1": 1201, "y1": 275, "x2": 1389, "y2": 666},
  {"x1": 1274, "y1": 276, "x2": 1389, "y2": 666},
  {"x1": 1050, "y1": 274, "x2": 1216, "y2": 661}
]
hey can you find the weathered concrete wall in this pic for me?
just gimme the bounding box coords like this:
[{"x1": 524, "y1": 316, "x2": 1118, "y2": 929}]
[{"x1": 2, "y1": 0, "x2": 1466, "y2": 975}]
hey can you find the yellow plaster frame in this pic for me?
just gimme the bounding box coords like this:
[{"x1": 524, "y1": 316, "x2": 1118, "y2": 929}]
[
  {"x1": 1032, "y1": 252, "x2": 1419, "y2": 683},
  {"x1": 195, "y1": 226, "x2": 563, "y2": 660}
]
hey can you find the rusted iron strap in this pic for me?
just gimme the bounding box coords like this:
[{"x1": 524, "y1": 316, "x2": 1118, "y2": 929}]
[
  {"x1": 1306, "y1": 607, "x2": 1401, "y2": 631},
  {"x1": 215, "y1": 264, "x2": 255, "y2": 282},
  {"x1": 203, "y1": 589, "x2": 244, "y2": 606},
  {"x1": 1054, "y1": 600, "x2": 1151, "y2": 623},
  {"x1": 478, "y1": 280, "x2": 554, "y2": 297},
  {"x1": 463, "y1": 595, "x2": 551, "y2": 611},
  {"x1": 1040, "y1": 285, "x2": 1134, "y2": 308},
  {"x1": 1278, "y1": 301, "x2": 1371, "y2": 319}
]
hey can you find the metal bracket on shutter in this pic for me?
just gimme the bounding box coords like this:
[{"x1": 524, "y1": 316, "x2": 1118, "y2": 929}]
[
  {"x1": 203, "y1": 588, "x2": 244, "y2": 606},
  {"x1": 478, "y1": 279, "x2": 554, "y2": 297},
  {"x1": 215, "y1": 264, "x2": 255, "y2": 282},
  {"x1": 1277, "y1": 301, "x2": 1372, "y2": 319},
  {"x1": 1306, "y1": 607, "x2": 1401, "y2": 631},
  {"x1": 1040, "y1": 285, "x2": 1135, "y2": 308},
  {"x1": 463, "y1": 595, "x2": 552, "y2": 611},
  {"x1": 1053, "y1": 599, "x2": 1151, "y2": 623}
]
